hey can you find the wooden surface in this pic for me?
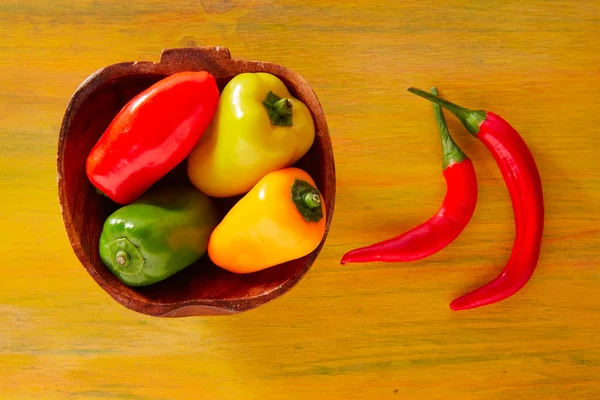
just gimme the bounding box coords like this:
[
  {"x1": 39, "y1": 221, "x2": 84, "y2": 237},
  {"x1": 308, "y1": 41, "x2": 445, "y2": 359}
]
[{"x1": 1, "y1": 0, "x2": 599, "y2": 398}]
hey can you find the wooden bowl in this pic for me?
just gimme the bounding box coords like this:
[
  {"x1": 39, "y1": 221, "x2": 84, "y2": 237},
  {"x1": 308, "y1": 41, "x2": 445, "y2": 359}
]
[{"x1": 57, "y1": 47, "x2": 335, "y2": 317}]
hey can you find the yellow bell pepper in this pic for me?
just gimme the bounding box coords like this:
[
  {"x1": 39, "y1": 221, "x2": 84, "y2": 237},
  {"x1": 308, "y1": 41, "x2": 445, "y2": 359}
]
[{"x1": 187, "y1": 72, "x2": 315, "y2": 198}]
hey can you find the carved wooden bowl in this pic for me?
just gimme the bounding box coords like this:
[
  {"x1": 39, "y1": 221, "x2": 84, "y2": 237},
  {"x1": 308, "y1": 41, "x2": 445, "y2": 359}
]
[{"x1": 57, "y1": 47, "x2": 335, "y2": 317}]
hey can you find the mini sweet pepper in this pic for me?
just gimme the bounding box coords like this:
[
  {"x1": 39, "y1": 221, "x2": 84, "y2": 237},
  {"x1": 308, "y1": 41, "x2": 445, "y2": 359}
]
[
  {"x1": 99, "y1": 186, "x2": 219, "y2": 286},
  {"x1": 208, "y1": 167, "x2": 326, "y2": 274},
  {"x1": 187, "y1": 72, "x2": 315, "y2": 198},
  {"x1": 87, "y1": 71, "x2": 219, "y2": 204}
]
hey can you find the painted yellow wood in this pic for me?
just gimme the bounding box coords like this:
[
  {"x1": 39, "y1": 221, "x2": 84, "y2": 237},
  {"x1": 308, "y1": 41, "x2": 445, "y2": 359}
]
[{"x1": 1, "y1": 0, "x2": 599, "y2": 398}]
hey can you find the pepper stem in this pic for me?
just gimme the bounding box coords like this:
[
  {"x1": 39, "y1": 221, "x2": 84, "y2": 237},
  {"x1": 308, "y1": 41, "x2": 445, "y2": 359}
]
[
  {"x1": 431, "y1": 87, "x2": 467, "y2": 169},
  {"x1": 303, "y1": 192, "x2": 322, "y2": 209},
  {"x1": 407, "y1": 87, "x2": 486, "y2": 135},
  {"x1": 263, "y1": 91, "x2": 293, "y2": 126},
  {"x1": 105, "y1": 237, "x2": 145, "y2": 276},
  {"x1": 291, "y1": 179, "x2": 324, "y2": 223},
  {"x1": 115, "y1": 250, "x2": 129, "y2": 266}
]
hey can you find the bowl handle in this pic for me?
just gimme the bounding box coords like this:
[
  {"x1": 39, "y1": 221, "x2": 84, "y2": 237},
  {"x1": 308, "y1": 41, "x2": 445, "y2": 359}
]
[{"x1": 158, "y1": 47, "x2": 233, "y2": 77}]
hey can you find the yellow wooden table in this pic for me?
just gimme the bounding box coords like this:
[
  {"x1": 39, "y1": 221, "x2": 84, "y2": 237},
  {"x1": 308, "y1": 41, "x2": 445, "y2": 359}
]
[{"x1": 2, "y1": 0, "x2": 599, "y2": 398}]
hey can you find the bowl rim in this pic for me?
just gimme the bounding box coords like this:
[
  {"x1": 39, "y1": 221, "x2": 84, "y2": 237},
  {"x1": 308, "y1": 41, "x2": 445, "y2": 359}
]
[{"x1": 57, "y1": 46, "x2": 336, "y2": 317}]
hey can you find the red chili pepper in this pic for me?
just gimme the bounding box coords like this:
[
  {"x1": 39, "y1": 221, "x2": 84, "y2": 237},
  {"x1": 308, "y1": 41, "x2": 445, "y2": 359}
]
[
  {"x1": 340, "y1": 87, "x2": 477, "y2": 264},
  {"x1": 407, "y1": 87, "x2": 544, "y2": 311},
  {"x1": 86, "y1": 71, "x2": 219, "y2": 204}
]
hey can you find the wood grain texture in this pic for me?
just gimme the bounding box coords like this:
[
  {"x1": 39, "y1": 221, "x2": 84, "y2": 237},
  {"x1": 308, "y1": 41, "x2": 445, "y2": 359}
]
[{"x1": 1, "y1": 0, "x2": 599, "y2": 398}]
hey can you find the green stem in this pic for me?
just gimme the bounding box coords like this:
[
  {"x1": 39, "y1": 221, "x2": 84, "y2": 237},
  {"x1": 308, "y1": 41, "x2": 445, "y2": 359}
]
[
  {"x1": 115, "y1": 250, "x2": 129, "y2": 266},
  {"x1": 291, "y1": 179, "x2": 324, "y2": 223},
  {"x1": 407, "y1": 87, "x2": 487, "y2": 135},
  {"x1": 303, "y1": 192, "x2": 322, "y2": 209},
  {"x1": 106, "y1": 237, "x2": 145, "y2": 276},
  {"x1": 431, "y1": 87, "x2": 467, "y2": 169},
  {"x1": 273, "y1": 98, "x2": 293, "y2": 116},
  {"x1": 263, "y1": 91, "x2": 293, "y2": 126}
]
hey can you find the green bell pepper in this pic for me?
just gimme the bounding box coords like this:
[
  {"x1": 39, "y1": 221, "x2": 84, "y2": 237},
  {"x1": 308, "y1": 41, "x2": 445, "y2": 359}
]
[{"x1": 99, "y1": 186, "x2": 219, "y2": 286}]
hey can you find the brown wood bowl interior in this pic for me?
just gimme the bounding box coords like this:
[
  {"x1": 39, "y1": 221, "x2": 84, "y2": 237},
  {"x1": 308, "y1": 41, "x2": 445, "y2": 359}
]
[{"x1": 57, "y1": 47, "x2": 335, "y2": 317}]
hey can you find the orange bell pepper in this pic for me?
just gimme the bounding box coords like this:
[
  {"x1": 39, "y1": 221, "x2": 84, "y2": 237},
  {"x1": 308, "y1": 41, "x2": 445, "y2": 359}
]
[{"x1": 208, "y1": 167, "x2": 326, "y2": 274}]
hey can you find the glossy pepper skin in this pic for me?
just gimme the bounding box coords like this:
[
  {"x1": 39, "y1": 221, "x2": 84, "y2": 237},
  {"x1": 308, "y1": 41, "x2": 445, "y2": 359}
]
[
  {"x1": 208, "y1": 167, "x2": 325, "y2": 274},
  {"x1": 187, "y1": 73, "x2": 315, "y2": 198},
  {"x1": 408, "y1": 87, "x2": 544, "y2": 311},
  {"x1": 340, "y1": 87, "x2": 477, "y2": 264},
  {"x1": 87, "y1": 71, "x2": 220, "y2": 204},
  {"x1": 99, "y1": 186, "x2": 219, "y2": 287}
]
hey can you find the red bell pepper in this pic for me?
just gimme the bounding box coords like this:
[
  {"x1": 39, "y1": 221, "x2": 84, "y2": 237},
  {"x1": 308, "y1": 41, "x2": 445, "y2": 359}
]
[{"x1": 86, "y1": 71, "x2": 220, "y2": 204}]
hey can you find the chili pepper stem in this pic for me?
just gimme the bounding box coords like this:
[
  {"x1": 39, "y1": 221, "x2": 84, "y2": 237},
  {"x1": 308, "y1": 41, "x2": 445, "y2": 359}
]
[
  {"x1": 407, "y1": 87, "x2": 486, "y2": 135},
  {"x1": 431, "y1": 87, "x2": 467, "y2": 169}
]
